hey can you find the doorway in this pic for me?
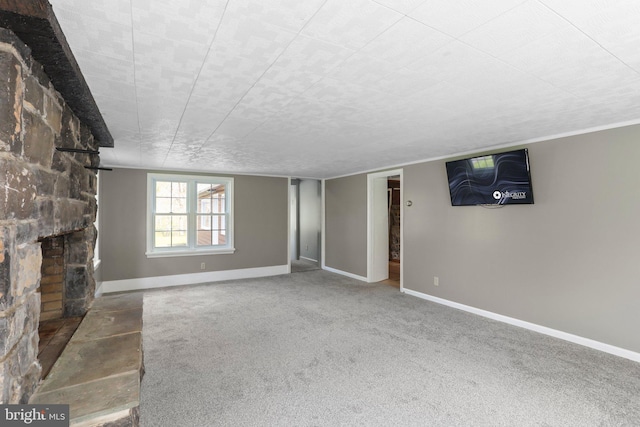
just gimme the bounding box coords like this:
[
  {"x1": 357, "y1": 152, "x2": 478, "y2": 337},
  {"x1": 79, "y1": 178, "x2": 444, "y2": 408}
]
[
  {"x1": 290, "y1": 178, "x2": 322, "y2": 273},
  {"x1": 367, "y1": 169, "x2": 403, "y2": 289},
  {"x1": 290, "y1": 181, "x2": 298, "y2": 263},
  {"x1": 386, "y1": 176, "x2": 401, "y2": 287}
]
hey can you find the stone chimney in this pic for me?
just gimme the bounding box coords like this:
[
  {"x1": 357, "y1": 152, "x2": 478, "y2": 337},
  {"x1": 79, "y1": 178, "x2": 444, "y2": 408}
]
[{"x1": 0, "y1": 28, "x2": 98, "y2": 404}]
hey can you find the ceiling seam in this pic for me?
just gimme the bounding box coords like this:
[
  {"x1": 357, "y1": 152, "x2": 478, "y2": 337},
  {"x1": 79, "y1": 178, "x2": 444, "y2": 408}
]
[
  {"x1": 538, "y1": 0, "x2": 640, "y2": 77},
  {"x1": 197, "y1": 0, "x2": 333, "y2": 151},
  {"x1": 160, "y1": 0, "x2": 232, "y2": 168},
  {"x1": 129, "y1": 0, "x2": 142, "y2": 167},
  {"x1": 231, "y1": 1, "x2": 416, "y2": 146}
]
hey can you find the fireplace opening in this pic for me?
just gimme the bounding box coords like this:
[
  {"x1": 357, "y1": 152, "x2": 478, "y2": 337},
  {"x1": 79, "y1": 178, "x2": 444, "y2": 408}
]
[{"x1": 37, "y1": 234, "x2": 86, "y2": 379}]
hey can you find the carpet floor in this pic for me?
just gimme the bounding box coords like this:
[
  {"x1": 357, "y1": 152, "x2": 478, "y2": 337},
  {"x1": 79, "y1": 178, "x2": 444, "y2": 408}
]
[
  {"x1": 291, "y1": 259, "x2": 320, "y2": 273},
  {"x1": 139, "y1": 270, "x2": 640, "y2": 426}
]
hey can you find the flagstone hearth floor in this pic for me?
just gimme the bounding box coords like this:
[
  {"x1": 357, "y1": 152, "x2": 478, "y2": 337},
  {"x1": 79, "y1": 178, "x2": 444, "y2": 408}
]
[
  {"x1": 38, "y1": 316, "x2": 84, "y2": 379},
  {"x1": 30, "y1": 293, "x2": 144, "y2": 426}
]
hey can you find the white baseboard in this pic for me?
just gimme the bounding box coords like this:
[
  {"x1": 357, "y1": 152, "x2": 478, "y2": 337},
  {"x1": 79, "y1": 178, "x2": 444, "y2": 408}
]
[
  {"x1": 94, "y1": 282, "x2": 104, "y2": 298},
  {"x1": 299, "y1": 256, "x2": 318, "y2": 263},
  {"x1": 402, "y1": 288, "x2": 640, "y2": 363},
  {"x1": 322, "y1": 266, "x2": 367, "y2": 282},
  {"x1": 101, "y1": 265, "x2": 289, "y2": 294}
]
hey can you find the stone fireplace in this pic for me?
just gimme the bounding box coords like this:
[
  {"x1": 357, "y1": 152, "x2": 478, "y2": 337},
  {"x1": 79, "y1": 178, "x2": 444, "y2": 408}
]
[
  {"x1": 0, "y1": 28, "x2": 98, "y2": 403},
  {"x1": 39, "y1": 235, "x2": 65, "y2": 321}
]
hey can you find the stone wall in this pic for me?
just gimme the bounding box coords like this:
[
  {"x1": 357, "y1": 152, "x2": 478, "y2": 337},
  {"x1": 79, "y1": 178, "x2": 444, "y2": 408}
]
[{"x1": 0, "y1": 28, "x2": 98, "y2": 403}]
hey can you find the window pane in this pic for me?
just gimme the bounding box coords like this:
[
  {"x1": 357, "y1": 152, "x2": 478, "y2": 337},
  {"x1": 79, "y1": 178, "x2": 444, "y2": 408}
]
[
  {"x1": 172, "y1": 182, "x2": 187, "y2": 198},
  {"x1": 198, "y1": 199, "x2": 211, "y2": 214},
  {"x1": 156, "y1": 181, "x2": 171, "y2": 197},
  {"x1": 155, "y1": 232, "x2": 171, "y2": 248},
  {"x1": 156, "y1": 197, "x2": 171, "y2": 213},
  {"x1": 172, "y1": 231, "x2": 188, "y2": 246},
  {"x1": 155, "y1": 216, "x2": 172, "y2": 231},
  {"x1": 212, "y1": 196, "x2": 225, "y2": 213},
  {"x1": 172, "y1": 215, "x2": 187, "y2": 231},
  {"x1": 197, "y1": 183, "x2": 211, "y2": 196},
  {"x1": 172, "y1": 197, "x2": 187, "y2": 213},
  {"x1": 197, "y1": 230, "x2": 212, "y2": 246},
  {"x1": 213, "y1": 231, "x2": 226, "y2": 245},
  {"x1": 197, "y1": 214, "x2": 211, "y2": 230},
  {"x1": 211, "y1": 214, "x2": 225, "y2": 230}
]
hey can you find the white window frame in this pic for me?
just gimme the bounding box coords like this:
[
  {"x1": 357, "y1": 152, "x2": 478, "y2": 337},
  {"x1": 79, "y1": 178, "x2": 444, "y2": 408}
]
[{"x1": 146, "y1": 173, "x2": 235, "y2": 258}]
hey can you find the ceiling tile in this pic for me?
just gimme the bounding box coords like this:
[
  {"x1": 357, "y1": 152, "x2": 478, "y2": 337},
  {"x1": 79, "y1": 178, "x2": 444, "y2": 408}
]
[
  {"x1": 214, "y1": 11, "x2": 298, "y2": 62},
  {"x1": 371, "y1": 0, "x2": 428, "y2": 15},
  {"x1": 326, "y1": 52, "x2": 399, "y2": 86},
  {"x1": 212, "y1": 114, "x2": 263, "y2": 140},
  {"x1": 460, "y1": 0, "x2": 567, "y2": 57},
  {"x1": 253, "y1": 35, "x2": 355, "y2": 96},
  {"x1": 225, "y1": 0, "x2": 326, "y2": 33},
  {"x1": 360, "y1": 17, "x2": 454, "y2": 67},
  {"x1": 540, "y1": 0, "x2": 640, "y2": 73},
  {"x1": 174, "y1": 96, "x2": 229, "y2": 141},
  {"x1": 301, "y1": 0, "x2": 403, "y2": 50},
  {"x1": 409, "y1": 0, "x2": 527, "y2": 38},
  {"x1": 131, "y1": 0, "x2": 226, "y2": 44},
  {"x1": 499, "y1": 26, "x2": 640, "y2": 98},
  {"x1": 51, "y1": 0, "x2": 132, "y2": 26},
  {"x1": 371, "y1": 67, "x2": 441, "y2": 97}
]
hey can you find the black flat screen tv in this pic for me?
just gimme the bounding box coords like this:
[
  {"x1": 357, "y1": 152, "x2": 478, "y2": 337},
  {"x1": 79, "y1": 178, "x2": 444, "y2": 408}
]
[{"x1": 445, "y1": 148, "x2": 534, "y2": 206}]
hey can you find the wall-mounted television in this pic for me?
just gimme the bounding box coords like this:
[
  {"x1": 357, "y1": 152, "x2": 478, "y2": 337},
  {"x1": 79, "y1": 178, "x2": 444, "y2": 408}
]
[{"x1": 445, "y1": 148, "x2": 534, "y2": 206}]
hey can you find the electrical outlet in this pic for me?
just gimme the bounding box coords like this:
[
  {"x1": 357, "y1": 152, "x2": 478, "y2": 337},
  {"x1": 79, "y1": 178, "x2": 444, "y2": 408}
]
[
  {"x1": 434, "y1": 276, "x2": 439, "y2": 286},
  {"x1": 201, "y1": 262, "x2": 206, "y2": 270}
]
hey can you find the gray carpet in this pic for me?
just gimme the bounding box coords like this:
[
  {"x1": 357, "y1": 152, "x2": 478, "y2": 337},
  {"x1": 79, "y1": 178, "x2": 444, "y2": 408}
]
[
  {"x1": 291, "y1": 259, "x2": 320, "y2": 273},
  {"x1": 139, "y1": 270, "x2": 640, "y2": 426}
]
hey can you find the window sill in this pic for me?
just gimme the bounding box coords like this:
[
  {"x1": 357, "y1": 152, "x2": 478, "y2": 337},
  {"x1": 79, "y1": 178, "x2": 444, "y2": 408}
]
[{"x1": 145, "y1": 248, "x2": 236, "y2": 258}]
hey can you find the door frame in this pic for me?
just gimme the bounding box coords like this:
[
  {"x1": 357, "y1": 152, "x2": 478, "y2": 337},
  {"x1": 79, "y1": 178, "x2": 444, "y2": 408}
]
[{"x1": 367, "y1": 168, "x2": 403, "y2": 290}]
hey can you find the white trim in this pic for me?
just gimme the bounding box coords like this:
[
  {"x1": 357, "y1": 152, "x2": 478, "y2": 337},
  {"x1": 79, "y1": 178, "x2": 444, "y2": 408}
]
[
  {"x1": 145, "y1": 248, "x2": 236, "y2": 258},
  {"x1": 95, "y1": 282, "x2": 103, "y2": 297},
  {"x1": 322, "y1": 266, "x2": 367, "y2": 282},
  {"x1": 287, "y1": 177, "x2": 293, "y2": 272},
  {"x1": 146, "y1": 173, "x2": 234, "y2": 256},
  {"x1": 320, "y1": 179, "x2": 326, "y2": 269},
  {"x1": 402, "y1": 288, "x2": 640, "y2": 363},
  {"x1": 101, "y1": 265, "x2": 289, "y2": 294},
  {"x1": 97, "y1": 163, "x2": 316, "y2": 180},
  {"x1": 399, "y1": 176, "x2": 404, "y2": 292},
  {"x1": 325, "y1": 120, "x2": 640, "y2": 180},
  {"x1": 367, "y1": 169, "x2": 403, "y2": 284},
  {"x1": 93, "y1": 258, "x2": 101, "y2": 270},
  {"x1": 299, "y1": 256, "x2": 318, "y2": 263}
]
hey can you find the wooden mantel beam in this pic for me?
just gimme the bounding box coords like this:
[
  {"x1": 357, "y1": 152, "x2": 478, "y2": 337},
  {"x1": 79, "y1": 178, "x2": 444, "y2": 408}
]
[{"x1": 0, "y1": 0, "x2": 114, "y2": 147}]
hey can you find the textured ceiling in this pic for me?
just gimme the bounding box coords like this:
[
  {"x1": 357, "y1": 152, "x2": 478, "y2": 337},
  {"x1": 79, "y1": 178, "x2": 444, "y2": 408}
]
[{"x1": 48, "y1": 0, "x2": 640, "y2": 178}]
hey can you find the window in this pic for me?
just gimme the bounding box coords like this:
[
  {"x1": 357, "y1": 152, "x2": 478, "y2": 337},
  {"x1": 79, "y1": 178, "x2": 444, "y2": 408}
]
[{"x1": 147, "y1": 173, "x2": 234, "y2": 257}]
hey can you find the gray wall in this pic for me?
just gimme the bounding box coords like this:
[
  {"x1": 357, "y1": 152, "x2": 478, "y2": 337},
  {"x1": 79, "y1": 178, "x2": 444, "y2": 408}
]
[
  {"x1": 325, "y1": 124, "x2": 640, "y2": 353},
  {"x1": 299, "y1": 179, "x2": 321, "y2": 262},
  {"x1": 324, "y1": 174, "x2": 367, "y2": 277},
  {"x1": 99, "y1": 168, "x2": 288, "y2": 281}
]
